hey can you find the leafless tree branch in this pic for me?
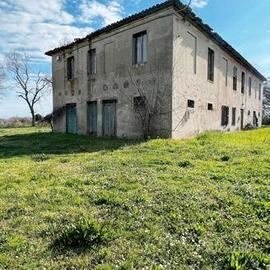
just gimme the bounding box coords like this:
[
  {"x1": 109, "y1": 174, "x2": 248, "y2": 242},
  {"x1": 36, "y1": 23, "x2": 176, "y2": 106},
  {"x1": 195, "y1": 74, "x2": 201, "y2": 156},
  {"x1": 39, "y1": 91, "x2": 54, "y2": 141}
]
[{"x1": 5, "y1": 51, "x2": 52, "y2": 126}]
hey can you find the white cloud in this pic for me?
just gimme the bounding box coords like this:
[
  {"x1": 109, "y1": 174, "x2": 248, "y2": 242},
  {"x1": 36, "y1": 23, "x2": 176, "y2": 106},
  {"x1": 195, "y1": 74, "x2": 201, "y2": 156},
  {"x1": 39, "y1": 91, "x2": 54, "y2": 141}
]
[
  {"x1": 79, "y1": 0, "x2": 123, "y2": 26},
  {"x1": 0, "y1": 0, "x2": 93, "y2": 63},
  {"x1": 191, "y1": 0, "x2": 208, "y2": 8}
]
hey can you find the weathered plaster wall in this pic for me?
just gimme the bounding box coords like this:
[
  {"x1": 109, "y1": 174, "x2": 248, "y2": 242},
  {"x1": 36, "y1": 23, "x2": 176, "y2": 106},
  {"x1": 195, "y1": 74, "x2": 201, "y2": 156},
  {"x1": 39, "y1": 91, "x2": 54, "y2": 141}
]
[
  {"x1": 171, "y1": 12, "x2": 263, "y2": 138},
  {"x1": 51, "y1": 6, "x2": 264, "y2": 139},
  {"x1": 52, "y1": 8, "x2": 174, "y2": 138}
]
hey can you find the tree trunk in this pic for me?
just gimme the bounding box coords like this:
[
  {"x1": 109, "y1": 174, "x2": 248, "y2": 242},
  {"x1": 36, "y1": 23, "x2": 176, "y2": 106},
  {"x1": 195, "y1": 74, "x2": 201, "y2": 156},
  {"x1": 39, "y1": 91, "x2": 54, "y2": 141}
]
[
  {"x1": 143, "y1": 113, "x2": 151, "y2": 139},
  {"x1": 31, "y1": 111, "x2": 35, "y2": 127}
]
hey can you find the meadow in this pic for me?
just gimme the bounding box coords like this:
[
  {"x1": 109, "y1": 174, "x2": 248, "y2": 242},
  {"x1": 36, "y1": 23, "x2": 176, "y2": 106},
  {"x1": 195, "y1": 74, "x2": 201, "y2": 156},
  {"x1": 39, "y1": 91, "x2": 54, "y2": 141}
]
[{"x1": 0, "y1": 127, "x2": 269, "y2": 269}]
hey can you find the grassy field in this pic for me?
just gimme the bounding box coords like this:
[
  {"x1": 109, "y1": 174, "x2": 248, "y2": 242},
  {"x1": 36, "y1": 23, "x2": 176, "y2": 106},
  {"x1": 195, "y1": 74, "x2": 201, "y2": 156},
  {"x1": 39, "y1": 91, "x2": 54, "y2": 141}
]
[{"x1": 0, "y1": 127, "x2": 269, "y2": 270}]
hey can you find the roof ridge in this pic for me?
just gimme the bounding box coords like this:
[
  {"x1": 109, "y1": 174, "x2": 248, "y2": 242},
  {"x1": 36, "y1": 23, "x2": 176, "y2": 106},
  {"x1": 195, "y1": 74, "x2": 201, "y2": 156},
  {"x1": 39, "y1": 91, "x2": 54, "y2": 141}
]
[{"x1": 45, "y1": 0, "x2": 266, "y2": 81}]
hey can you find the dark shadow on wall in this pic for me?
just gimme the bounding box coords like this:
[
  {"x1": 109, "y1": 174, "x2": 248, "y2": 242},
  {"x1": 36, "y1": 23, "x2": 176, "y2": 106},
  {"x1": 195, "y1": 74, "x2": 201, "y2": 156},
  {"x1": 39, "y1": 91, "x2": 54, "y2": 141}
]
[{"x1": 0, "y1": 131, "x2": 143, "y2": 159}]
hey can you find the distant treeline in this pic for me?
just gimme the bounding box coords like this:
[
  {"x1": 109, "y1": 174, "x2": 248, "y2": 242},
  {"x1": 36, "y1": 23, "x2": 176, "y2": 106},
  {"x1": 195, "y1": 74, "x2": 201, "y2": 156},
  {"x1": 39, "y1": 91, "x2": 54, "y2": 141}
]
[{"x1": 0, "y1": 115, "x2": 46, "y2": 128}]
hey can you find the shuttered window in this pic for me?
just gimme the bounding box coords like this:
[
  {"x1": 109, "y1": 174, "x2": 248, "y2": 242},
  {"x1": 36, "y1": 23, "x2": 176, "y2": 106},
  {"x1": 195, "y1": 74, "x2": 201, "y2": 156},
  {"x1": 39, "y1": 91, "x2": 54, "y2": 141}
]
[
  {"x1": 88, "y1": 49, "x2": 96, "y2": 75},
  {"x1": 233, "y1": 66, "x2": 237, "y2": 90},
  {"x1": 248, "y1": 77, "x2": 252, "y2": 96},
  {"x1": 221, "y1": 105, "x2": 229, "y2": 126},
  {"x1": 67, "y1": 56, "x2": 74, "y2": 80},
  {"x1": 133, "y1": 31, "x2": 147, "y2": 65},
  {"x1": 232, "y1": 107, "x2": 236, "y2": 126},
  {"x1": 241, "y1": 72, "x2": 245, "y2": 94},
  {"x1": 207, "y1": 48, "x2": 214, "y2": 82}
]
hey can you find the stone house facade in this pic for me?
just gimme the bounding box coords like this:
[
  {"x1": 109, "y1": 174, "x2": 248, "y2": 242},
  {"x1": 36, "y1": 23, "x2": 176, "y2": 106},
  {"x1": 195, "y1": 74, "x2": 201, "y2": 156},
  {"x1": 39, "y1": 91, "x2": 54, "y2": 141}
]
[{"x1": 45, "y1": 0, "x2": 266, "y2": 138}]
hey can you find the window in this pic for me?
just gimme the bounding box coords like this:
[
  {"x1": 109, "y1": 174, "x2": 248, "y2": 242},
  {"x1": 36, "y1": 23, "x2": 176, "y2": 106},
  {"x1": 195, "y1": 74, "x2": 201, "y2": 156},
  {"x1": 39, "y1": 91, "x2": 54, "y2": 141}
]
[
  {"x1": 208, "y1": 103, "x2": 213, "y2": 110},
  {"x1": 223, "y1": 58, "x2": 228, "y2": 86},
  {"x1": 207, "y1": 48, "x2": 214, "y2": 82},
  {"x1": 241, "y1": 72, "x2": 245, "y2": 94},
  {"x1": 133, "y1": 31, "x2": 147, "y2": 65},
  {"x1": 134, "y1": 96, "x2": 146, "y2": 108},
  {"x1": 232, "y1": 107, "x2": 236, "y2": 126},
  {"x1": 248, "y1": 77, "x2": 252, "y2": 96},
  {"x1": 187, "y1": 32, "x2": 197, "y2": 74},
  {"x1": 233, "y1": 66, "x2": 237, "y2": 90},
  {"x1": 187, "y1": 99, "x2": 195, "y2": 108},
  {"x1": 259, "y1": 84, "x2": 262, "y2": 100},
  {"x1": 253, "y1": 111, "x2": 258, "y2": 126},
  {"x1": 255, "y1": 81, "x2": 257, "y2": 98},
  {"x1": 88, "y1": 49, "x2": 96, "y2": 75},
  {"x1": 221, "y1": 105, "x2": 229, "y2": 126},
  {"x1": 67, "y1": 56, "x2": 74, "y2": 80}
]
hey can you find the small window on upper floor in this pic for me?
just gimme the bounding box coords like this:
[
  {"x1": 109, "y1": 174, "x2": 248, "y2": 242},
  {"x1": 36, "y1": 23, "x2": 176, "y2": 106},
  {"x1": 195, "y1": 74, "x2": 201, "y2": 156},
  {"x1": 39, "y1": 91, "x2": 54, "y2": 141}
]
[
  {"x1": 255, "y1": 81, "x2": 257, "y2": 98},
  {"x1": 88, "y1": 49, "x2": 96, "y2": 75},
  {"x1": 223, "y1": 58, "x2": 228, "y2": 86},
  {"x1": 241, "y1": 72, "x2": 245, "y2": 94},
  {"x1": 187, "y1": 99, "x2": 195, "y2": 108},
  {"x1": 208, "y1": 103, "x2": 213, "y2": 110},
  {"x1": 207, "y1": 48, "x2": 214, "y2": 82},
  {"x1": 248, "y1": 77, "x2": 252, "y2": 96},
  {"x1": 67, "y1": 56, "x2": 74, "y2": 80},
  {"x1": 259, "y1": 83, "x2": 262, "y2": 100},
  {"x1": 233, "y1": 66, "x2": 237, "y2": 91},
  {"x1": 133, "y1": 31, "x2": 147, "y2": 65}
]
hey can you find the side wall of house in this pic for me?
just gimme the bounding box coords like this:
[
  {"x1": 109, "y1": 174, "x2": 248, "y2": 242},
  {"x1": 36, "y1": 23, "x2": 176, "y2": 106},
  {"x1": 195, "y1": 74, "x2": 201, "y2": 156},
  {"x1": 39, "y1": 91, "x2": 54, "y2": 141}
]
[
  {"x1": 52, "y1": 8, "x2": 174, "y2": 138},
  {"x1": 171, "y1": 13, "x2": 264, "y2": 138}
]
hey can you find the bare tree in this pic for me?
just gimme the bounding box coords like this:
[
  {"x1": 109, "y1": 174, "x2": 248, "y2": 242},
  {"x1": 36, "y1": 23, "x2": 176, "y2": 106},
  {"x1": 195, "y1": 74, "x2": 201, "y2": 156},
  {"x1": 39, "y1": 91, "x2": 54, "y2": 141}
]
[
  {"x1": 5, "y1": 52, "x2": 51, "y2": 126},
  {"x1": 110, "y1": 53, "x2": 190, "y2": 139},
  {"x1": 263, "y1": 80, "x2": 270, "y2": 125}
]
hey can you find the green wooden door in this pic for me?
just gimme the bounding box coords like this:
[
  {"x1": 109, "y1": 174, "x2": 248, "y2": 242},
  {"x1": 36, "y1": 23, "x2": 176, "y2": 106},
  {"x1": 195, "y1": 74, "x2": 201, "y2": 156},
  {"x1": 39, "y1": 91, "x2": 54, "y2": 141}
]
[
  {"x1": 66, "y1": 104, "x2": 77, "y2": 134},
  {"x1": 87, "y1": 101, "x2": 97, "y2": 135},
  {"x1": 103, "y1": 100, "x2": 116, "y2": 137}
]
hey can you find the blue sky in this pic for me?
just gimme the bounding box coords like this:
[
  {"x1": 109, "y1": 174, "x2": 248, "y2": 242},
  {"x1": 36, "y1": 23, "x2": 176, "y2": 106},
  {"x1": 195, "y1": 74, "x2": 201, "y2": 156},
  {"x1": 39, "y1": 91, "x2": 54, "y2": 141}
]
[{"x1": 0, "y1": 0, "x2": 269, "y2": 118}]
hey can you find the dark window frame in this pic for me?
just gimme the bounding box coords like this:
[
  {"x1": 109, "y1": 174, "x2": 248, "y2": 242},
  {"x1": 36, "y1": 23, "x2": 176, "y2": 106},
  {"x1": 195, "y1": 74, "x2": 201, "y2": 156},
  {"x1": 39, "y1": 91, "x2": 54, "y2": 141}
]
[
  {"x1": 241, "y1": 71, "x2": 245, "y2": 94},
  {"x1": 133, "y1": 31, "x2": 148, "y2": 65},
  {"x1": 221, "y1": 105, "x2": 229, "y2": 126},
  {"x1": 133, "y1": 96, "x2": 146, "y2": 109},
  {"x1": 223, "y1": 57, "x2": 228, "y2": 86},
  {"x1": 259, "y1": 83, "x2": 262, "y2": 100},
  {"x1": 248, "y1": 77, "x2": 252, "y2": 96},
  {"x1": 233, "y1": 66, "x2": 237, "y2": 91},
  {"x1": 187, "y1": 99, "x2": 195, "y2": 108},
  {"x1": 67, "y1": 56, "x2": 74, "y2": 80},
  {"x1": 88, "y1": 49, "x2": 97, "y2": 75},
  {"x1": 208, "y1": 103, "x2": 213, "y2": 111},
  {"x1": 207, "y1": 48, "x2": 215, "y2": 82},
  {"x1": 232, "y1": 107, "x2": 236, "y2": 126}
]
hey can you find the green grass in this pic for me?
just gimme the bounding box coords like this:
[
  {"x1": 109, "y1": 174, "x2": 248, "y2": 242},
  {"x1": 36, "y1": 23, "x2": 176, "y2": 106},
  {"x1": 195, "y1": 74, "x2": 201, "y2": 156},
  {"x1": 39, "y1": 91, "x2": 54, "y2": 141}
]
[{"x1": 0, "y1": 127, "x2": 269, "y2": 270}]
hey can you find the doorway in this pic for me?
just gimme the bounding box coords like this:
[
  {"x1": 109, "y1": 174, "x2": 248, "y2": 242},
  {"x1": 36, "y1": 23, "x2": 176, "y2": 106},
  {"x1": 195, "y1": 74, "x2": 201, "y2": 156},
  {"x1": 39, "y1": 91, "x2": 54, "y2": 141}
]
[
  {"x1": 66, "y1": 103, "x2": 77, "y2": 134},
  {"x1": 240, "y1": 109, "x2": 244, "y2": 130},
  {"x1": 87, "y1": 101, "x2": 97, "y2": 135},
  {"x1": 102, "y1": 100, "x2": 116, "y2": 137}
]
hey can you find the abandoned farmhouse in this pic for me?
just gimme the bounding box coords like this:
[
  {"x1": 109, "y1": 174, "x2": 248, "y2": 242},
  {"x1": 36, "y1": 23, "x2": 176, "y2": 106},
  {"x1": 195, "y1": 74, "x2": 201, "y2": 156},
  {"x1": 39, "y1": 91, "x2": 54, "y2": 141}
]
[{"x1": 45, "y1": 0, "x2": 266, "y2": 138}]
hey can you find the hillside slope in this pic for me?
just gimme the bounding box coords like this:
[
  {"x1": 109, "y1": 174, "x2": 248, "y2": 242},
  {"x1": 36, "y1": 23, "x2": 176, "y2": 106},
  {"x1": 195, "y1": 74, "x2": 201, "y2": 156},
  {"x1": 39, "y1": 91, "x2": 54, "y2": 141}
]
[{"x1": 0, "y1": 127, "x2": 269, "y2": 269}]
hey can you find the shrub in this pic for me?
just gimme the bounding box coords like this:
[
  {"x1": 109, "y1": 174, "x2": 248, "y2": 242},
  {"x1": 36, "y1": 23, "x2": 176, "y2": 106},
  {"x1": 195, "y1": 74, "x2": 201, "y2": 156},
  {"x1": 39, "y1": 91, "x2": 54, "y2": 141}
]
[
  {"x1": 178, "y1": 160, "x2": 193, "y2": 168},
  {"x1": 31, "y1": 154, "x2": 50, "y2": 162},
  {"x1": 221, "y1": 155, "x2": 230, "y2": 162},
  {"x1": 226, "y1": 251, "x2": 269, "y2": 270},
  {"x1": 52, "y1": 217, "x2": 107, "y2": 250}
]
